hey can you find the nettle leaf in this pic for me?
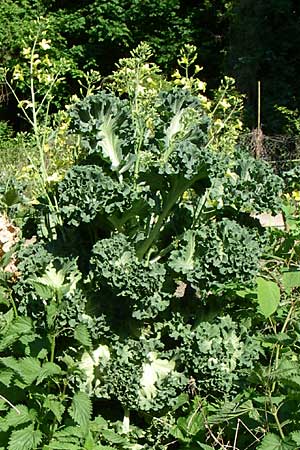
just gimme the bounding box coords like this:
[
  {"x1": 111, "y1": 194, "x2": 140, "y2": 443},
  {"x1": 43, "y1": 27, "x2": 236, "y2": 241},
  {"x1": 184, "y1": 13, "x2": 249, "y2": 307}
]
[
  {"x1": 0, "y1": 368, "x2": 14, "y2": 387},
  {"x1": 46, "y1": 426, "x2": 83, "y2": 449},
  {"x1": 8, "y1": 424, "x2": 42, "y2": 450},
  {"x1": 44, "y1": 443, "x2": 80, "y2": 450},
  {"x1": 69, "y1": 391, "x2": 92, "y2": 432},
  {"x1": 101, "y1": 429, "x2": 127, "y2": 444},
  {"x1": 36, "y1": 362, "x2": 62, "y2": 385},
  {"x1": 17, "y1": 357, "x2": 41, "y2": 385},
  {"x1": 74, "y1": 324, "x2": 92, "y2": 349},
  {"x1": 2, "y1": 405, "x2": 32, "y2": 432},
  {"x1": 177, "y1": 413, "x2": 204, "y2": 436},
  {"x1": 44, "y1": 395, "x2": 65, "y2": 422},
  {"x1": 290, "y1": 431, "x2": 300, "y2": 445},
  {"x1": 258, "y1": 433, "x2": 294, "y2": 450},
  {"x1": 28, "y1": 280, "x2": 53, "y2": 300},
  {"x1": 8, "y1": 317, "x2": 33, "y2": 336},
  {"x1": 0, "y1": 356, "x2": 19, "y2": 373},
  {"x1": 257, "y1": 277, "x2": 280, "y2": 318}
]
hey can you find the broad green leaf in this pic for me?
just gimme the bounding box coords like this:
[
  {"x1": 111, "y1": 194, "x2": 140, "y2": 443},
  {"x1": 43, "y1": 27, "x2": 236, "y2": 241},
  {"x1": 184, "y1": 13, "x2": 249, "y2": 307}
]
[
  {"x1": 36, "y1": 362, "x2": 62, "y2": 385},
  {"x1": 282, "y1": 271, "x2": 300, "y2": 293},
  {"x1": 8, "y1": 424, "x2": 42, "y2": 450},
  {"x1": 199, "y1": 445, "x2": 215, "y2": 450},
  {"x1": 258, "y1": 433, "x2": 294, "y2": 450},
  {"x1": 257, "y1": 277, "x2": 280, "y2": 318},
  {"x1": 0, "y1": 356, "x2": 20, "y2": 373},
  {"x1": 0, "y1": 335, "x2": 19, "y2": 352},
  {"x1": 74, "y1": 324, "x2": 92, "y2": 349},
  {"x1": 170, "y1": 424, "x2": 189, "y2": 442},
  {"x1": 69, "y1": 391, "x2": 91, "y2": 432}
]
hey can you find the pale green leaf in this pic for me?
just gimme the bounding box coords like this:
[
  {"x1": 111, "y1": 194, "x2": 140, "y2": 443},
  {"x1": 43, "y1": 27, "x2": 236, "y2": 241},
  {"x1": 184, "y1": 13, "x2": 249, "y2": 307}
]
[
  {"x1": 8, "y1": 424, "x2": 42, "y2": 450},
  {"x1": 140, "y1": 352, "x2": 175, "y2": 400},
  {"x1": 69, "y1": 391, "x2": 92, "y2": 432},
  {"x1": 0, "y1": 356, "x2": 19, "y2": 372},
  {"x1": 98, "y1": 114, "x2": 122, "y2": 169},
  {"x1": 257, "y1": 277, "x2": 280, "y2": 318},
  {"x1": 39, "y1": 265, "x2": 65, "y2": 290}
]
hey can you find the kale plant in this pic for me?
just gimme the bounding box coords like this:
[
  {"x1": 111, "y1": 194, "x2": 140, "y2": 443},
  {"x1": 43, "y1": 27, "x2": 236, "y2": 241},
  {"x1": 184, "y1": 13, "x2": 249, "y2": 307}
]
[{"x1": 2, "y1": 45, "x2": 284, "y2": 448}]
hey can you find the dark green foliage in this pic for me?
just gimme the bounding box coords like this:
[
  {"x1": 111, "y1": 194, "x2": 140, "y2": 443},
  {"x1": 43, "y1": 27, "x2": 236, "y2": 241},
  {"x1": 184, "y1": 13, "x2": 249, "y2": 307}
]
[
  {"x1": 169, "y1": 218, "x2": 263, "y2": 292},
  {"x1": 169, "y1": 314, "x2": 261, "y2": 396},
  {"x1": 90, "y1": 234, "x2": 170, "y2": 319}
]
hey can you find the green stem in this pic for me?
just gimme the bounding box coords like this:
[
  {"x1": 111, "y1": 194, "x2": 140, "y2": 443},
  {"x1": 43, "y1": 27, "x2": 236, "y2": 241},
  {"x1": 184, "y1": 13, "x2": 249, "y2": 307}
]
[
  {"x1": 136, "y1": 173, "x2": 205, "y2": 260},
  {"x1": 272, "y1": 405, "x2": 285, "y2": 439},
  {"x1": 50, "y1": 334, "x2": 56, "y2": 363},
  {"x1": 9, "y1": 292, "x2": 18, "y2": 318},
  {"x1": 136, "y1": 177, "x2": 185, "y2": 260}
]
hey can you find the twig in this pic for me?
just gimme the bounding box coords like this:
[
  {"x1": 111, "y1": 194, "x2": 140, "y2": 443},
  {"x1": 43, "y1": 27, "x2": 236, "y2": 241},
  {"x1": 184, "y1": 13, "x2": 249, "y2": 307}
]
[{"x1": 0, "y1": 395, "x2": 20, "y2": 414}]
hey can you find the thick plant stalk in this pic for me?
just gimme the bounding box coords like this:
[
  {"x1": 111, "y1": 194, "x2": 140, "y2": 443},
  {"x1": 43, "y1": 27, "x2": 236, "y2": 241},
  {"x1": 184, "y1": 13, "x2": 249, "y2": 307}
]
[{"x1": 122, "y1": 407, "x2": 130, "y2": 434}]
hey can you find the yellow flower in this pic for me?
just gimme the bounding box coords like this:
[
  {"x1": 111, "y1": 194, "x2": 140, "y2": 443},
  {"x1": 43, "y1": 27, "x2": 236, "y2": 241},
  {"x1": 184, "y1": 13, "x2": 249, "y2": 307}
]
[
  {"x1": 12, "y1": 65, "x2": 24, "y2": 81},
  {"x1": 292, "y1": 190, "x2": 300, "y2": 202},
  {"x1": 22, "y1": 47, "x2": 31, "y2": 58},
  {"x1": 39, "y1": 39, "x2": 51, "y2": 50}
]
